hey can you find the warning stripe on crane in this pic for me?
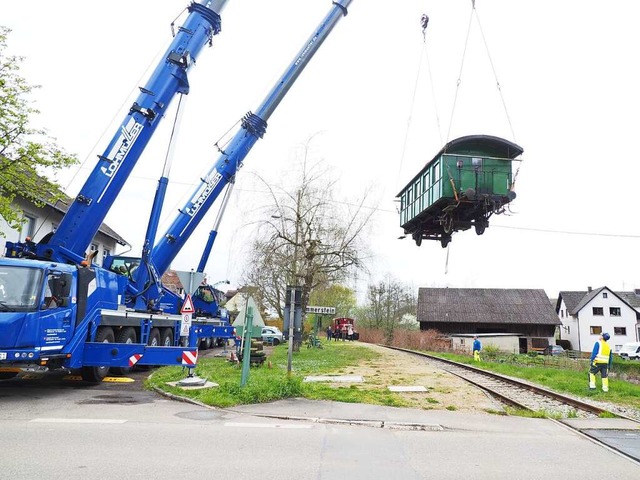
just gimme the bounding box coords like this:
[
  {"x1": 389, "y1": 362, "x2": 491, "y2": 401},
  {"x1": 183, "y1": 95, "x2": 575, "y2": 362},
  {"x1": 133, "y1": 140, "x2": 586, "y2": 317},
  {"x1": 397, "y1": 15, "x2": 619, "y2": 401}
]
[
  {"x1": 182, "y1": 350, "x2": 198, "y2": 366},
  {"x1": 128, "y1": 354, "x2": 143, "y2": 367}
]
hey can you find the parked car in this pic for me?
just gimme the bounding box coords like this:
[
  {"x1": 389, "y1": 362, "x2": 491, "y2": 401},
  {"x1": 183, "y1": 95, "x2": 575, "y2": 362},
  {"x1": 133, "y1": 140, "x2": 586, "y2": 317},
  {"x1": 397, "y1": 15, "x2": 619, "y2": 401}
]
[
  {"x1": 543, "y1": 345, "x2": 565, "y2": 356},
  {"x1": 261, "y1": 326, "x2": 284, "y2": 345},
  {"x1": 619, "y1": 342, "x2": 640, "y2": 360}
]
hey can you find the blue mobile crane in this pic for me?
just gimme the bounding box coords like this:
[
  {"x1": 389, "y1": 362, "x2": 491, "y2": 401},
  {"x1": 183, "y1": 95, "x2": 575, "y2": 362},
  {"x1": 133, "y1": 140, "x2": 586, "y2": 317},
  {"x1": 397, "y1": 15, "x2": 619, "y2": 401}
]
[
  {"x1": 0, "y1": 0, "x2": 354, "y2": 382},
  {"x1": 0, "y1": 0, "x2": 231, "y2": 382}
]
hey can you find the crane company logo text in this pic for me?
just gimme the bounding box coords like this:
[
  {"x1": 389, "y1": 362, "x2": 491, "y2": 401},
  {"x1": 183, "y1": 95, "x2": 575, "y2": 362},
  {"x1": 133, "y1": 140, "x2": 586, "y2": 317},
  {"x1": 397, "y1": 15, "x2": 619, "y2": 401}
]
[
  {"x1": 101, "y1": 119, "x2": 144, "y2": 178},
  {"x1": 185, "y1": 171, "x2": 223, "y2": 217}
]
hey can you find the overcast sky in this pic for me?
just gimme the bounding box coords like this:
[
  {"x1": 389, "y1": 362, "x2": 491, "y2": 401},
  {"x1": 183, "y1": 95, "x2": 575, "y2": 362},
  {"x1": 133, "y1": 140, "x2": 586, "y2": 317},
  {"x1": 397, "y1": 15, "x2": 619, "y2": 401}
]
[{"x1": 2, "y1": 0, "x2": 640, "y2": 300}]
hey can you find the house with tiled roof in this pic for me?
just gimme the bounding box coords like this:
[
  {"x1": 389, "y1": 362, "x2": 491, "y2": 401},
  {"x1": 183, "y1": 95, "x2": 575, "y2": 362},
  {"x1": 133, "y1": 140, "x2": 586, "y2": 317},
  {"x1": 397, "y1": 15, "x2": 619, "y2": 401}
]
[
  {"x1": 556, "y1": 287, "x2": 640, "y2": 353},
  {"x1": 0, "y1": 191, "x2": 128, "y2": 265},
  {"x1": 417, "y1": 288, "x2": 561, "y2": 353}
]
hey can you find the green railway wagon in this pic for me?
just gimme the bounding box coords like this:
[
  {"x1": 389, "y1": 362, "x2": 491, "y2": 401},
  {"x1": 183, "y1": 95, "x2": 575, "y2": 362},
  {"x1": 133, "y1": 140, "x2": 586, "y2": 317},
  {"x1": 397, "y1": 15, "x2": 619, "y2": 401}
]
[{"x1": 397, "y1": 135, "x2": 523, "y2": 248}]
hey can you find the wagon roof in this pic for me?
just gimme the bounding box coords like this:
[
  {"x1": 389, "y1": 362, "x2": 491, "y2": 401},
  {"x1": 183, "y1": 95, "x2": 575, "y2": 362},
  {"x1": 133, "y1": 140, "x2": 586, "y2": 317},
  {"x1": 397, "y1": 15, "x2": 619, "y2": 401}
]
[
  {"x1": 417, "y1": 288, "x2": 560, "y2": 325},
  {"x1": 396, "y1": 134, "x2": 524, "y2": 197}
]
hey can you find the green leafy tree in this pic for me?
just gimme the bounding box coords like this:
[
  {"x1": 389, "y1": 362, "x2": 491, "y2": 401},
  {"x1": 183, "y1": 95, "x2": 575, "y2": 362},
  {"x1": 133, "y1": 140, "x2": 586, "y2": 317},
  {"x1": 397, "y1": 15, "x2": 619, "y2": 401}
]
[
  {"x1": 308, "y1": 283, "x2": 357, "y2": 331},
  {"x1": 0, "y1": 27, "x2": 77, "y2": 236},
  {"x1": 360, "y1": 276, "x2": 416, "y2": 343}
]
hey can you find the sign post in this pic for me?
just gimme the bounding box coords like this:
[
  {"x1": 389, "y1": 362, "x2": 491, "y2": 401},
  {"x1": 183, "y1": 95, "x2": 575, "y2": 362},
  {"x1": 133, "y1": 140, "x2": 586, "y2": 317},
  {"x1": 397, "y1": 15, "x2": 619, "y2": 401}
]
[{"x1": 179, "y1": 294, "x2": 195, "y2": 337}]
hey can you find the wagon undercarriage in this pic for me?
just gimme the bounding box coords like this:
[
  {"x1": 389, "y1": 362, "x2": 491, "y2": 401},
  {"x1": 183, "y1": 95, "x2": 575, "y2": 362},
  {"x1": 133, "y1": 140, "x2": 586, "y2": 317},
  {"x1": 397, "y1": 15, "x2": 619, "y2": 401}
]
[{"x1": 407, "y1": 191, "x2": 515, "y2": 248}]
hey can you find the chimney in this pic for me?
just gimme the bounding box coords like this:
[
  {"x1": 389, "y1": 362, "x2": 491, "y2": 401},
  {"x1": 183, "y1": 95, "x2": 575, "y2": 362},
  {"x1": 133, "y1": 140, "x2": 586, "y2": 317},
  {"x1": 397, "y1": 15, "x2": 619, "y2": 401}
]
[
  {"x1": 635, "y1": 289, "x2": 640, "y2": 296},
  {"x1": 587, "y1": 286, "x2": 592, "y2": 293}
]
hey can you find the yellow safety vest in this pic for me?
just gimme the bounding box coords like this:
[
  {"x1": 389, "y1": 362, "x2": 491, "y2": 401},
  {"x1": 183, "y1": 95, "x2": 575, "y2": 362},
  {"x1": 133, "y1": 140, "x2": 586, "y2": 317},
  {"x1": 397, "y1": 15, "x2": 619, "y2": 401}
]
[{"x1": 595, "y1": 340, "x2": 611, "y2": 364}]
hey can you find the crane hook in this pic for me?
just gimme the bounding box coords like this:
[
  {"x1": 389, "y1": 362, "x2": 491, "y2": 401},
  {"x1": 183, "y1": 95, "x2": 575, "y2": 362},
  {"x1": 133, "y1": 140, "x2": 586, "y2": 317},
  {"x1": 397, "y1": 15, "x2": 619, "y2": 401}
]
[{"x1": 421, "y1": 14, "x2": 429, "y2": 40}]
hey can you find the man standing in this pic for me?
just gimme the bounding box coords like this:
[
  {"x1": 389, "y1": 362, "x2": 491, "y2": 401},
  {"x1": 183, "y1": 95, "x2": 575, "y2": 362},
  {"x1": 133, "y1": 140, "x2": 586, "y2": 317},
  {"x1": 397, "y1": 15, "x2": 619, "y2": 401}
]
[
  {"x1": 326, "y1": 326, "x2": 333, "y2": 341},
  {"x1": 472, "y1": 335, "x2": 482, "y2": 362},
  {"x1": 590, "y1": 332, "x2": 613, "y2": 392}
]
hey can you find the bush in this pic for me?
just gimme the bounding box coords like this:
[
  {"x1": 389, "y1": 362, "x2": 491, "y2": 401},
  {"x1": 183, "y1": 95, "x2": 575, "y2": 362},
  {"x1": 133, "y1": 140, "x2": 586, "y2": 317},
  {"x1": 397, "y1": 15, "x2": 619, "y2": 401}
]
[
  {"x1": 482, "y1": 344, "x2": 501, "y2": 360},
  {"x1": 356, "y1": 327, "x2": 450, "y2": 351}
]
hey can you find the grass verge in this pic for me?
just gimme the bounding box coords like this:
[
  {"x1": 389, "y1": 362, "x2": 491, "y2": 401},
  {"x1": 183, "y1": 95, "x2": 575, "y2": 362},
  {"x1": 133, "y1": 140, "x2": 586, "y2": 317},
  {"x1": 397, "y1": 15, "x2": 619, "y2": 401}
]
[
  {"x1": 146, "y1": 341, "x2": 408, "y2": 408},
  {"x1": 435, "y1": 352, "x2": 640, "y2": 410}
]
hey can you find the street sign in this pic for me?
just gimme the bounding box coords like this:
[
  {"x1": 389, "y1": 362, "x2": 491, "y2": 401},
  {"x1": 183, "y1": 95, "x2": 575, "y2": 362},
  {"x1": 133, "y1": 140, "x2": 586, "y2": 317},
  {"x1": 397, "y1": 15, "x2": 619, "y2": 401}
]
[
  {"x1": 181, "y1": 294, "x2": 195, "y2": 314},
  {"x1": 180, "y1": 312, "x2": 192, "y2": 336},
  {"x1": 306, "y1": 306, "x2": 336, "y2": 315},
  {"x1": 176, "y1": 270, "x2": 205, "y2": 296},
  {"x1": 181, "y1": 350, "x2": 198, "y2": 366}
]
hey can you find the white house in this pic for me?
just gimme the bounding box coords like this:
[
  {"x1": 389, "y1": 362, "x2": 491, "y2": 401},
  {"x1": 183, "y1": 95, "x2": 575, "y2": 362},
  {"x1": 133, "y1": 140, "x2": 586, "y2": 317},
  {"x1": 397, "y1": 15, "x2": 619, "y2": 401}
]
[
  {"x1": 0, "y1": 194, "x2": 128, "y2": 265},
  {"x1": 556, "y1": 287, "x2": 640, "y2": 353}
]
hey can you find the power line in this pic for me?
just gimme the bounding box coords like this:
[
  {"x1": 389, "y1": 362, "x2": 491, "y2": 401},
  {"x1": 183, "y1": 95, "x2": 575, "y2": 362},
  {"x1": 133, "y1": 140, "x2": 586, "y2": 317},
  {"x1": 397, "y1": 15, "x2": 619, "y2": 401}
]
[{"x1": 492, "y1": 224, "x2": 640, "y2": 239}]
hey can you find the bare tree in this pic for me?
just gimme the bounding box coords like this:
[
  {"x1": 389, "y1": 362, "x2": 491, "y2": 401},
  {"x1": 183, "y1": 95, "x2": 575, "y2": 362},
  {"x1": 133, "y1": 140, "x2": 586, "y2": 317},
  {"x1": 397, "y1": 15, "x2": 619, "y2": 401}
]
[{"x1": 242, "y1": 139, "x2": 375, "y2": 346}]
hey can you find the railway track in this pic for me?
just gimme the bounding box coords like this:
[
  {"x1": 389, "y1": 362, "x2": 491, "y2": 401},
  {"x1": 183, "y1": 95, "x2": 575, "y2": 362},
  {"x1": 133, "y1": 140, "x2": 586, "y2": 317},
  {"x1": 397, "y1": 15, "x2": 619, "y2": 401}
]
[
  {"x1": 381, "y1": 345, "x2": 640, "y2": 464},
  {"x1": 384, "y1": 345, "x2": 640, "y2": 421}
]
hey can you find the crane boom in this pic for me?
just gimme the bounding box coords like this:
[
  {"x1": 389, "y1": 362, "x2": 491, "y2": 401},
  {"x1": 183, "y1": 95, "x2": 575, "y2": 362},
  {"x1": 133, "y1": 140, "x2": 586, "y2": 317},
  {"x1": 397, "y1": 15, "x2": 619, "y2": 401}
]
[
  {"x1": 151, "y1": 0, "x2": 353, "y2": 278},
  {"x1": 34, "y1": 0, "x2": 230, "y2": 265}
]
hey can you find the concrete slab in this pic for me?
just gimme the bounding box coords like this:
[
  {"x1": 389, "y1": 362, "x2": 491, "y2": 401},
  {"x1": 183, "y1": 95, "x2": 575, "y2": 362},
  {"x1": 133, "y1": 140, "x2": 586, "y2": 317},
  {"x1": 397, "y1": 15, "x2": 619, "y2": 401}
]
[
  {"x1": 387, "y1": 385, "x2": 428, "y2": 392},
  {"x1": 166, "y1": 380, "x2": 219, "y2": 390},
  {"x1": 563, "y1": 418, "x2": 640, "y2": 430},
  {"x1": 303, "y1": 375, "x2": 364, "y2": 383},
  {"x1": 582, "y1": 429, "x2": 640, "y2": 462}
]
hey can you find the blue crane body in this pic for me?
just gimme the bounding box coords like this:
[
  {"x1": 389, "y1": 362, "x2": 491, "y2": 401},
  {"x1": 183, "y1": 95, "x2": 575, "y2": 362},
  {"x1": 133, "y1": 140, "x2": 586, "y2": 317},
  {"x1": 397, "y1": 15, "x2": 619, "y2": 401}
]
[{"x1": 0, "y1": 0, "x2": 354, "y2": 383}]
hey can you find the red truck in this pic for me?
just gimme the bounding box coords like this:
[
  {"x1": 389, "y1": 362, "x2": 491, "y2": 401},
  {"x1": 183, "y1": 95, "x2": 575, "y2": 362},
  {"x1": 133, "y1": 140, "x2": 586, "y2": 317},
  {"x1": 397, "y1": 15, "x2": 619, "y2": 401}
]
[{"x1": 333, "y1": 318, "x2": 358, "y2": 340}]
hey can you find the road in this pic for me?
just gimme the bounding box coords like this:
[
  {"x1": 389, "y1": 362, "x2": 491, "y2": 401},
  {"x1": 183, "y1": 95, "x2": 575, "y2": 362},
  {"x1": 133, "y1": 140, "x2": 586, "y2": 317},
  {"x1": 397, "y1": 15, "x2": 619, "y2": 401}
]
[{"x1": 1, "y1": 349, "x2": 639, "y2": 479}]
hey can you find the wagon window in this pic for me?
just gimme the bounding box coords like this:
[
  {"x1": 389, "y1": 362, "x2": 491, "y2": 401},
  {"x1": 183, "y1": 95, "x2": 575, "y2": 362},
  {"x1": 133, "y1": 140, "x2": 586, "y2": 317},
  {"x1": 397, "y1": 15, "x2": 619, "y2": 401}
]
[
  {"x1": 472, "y1": 157, "x2": 483, "y2": 170},
  {"x1": 431, "y1": 161, "x2": 440, "y2": 200},
  {"x1": 400, "y1": 192, "x2": 406, "y2": 223},
  {"x1": 424, "y1": 171, "x2": 430, "y2": 206}
]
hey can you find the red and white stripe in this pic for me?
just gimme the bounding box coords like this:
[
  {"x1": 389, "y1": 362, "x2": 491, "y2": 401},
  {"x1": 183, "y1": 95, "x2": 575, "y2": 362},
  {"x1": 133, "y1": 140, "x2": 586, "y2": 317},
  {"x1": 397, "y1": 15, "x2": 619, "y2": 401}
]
[
  {"x1": 128, "y1": 354, "x2": 143, "y2": 367},
  {"x1": 181, "y1": 350, "x2": 198, "y2": 366}
]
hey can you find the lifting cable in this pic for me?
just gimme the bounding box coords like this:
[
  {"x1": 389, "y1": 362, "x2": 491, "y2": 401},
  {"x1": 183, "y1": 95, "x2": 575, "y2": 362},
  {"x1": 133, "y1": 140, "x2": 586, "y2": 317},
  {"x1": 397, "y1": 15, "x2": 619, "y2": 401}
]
[
  {"x1": 394, "y1": 12, "x2": 444, "y2": 207},
  {"x1": 447, "y1": 1, "x2": 518, "y2": 145}
]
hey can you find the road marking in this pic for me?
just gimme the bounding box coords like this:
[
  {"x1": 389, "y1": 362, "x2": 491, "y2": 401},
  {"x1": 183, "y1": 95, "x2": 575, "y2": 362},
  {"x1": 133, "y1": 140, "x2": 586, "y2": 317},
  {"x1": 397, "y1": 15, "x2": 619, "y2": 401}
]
[
  {"x1": 62, "y1": 375, "x2": 135, "y2": 383},
  {"x1": 224, "y1": 422, "x2": 312, "y2": 429},
  {"x1": 30, "y1": 418, "x2": 127, "y2": 424}
]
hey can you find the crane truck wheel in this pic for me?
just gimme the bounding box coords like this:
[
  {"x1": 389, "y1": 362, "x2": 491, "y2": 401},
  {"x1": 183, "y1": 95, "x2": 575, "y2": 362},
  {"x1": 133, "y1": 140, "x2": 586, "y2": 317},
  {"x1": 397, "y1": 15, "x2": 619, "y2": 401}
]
[
  {"x1": 160, "y1": 328, "x2": 174, "y2": 347},
  {"x1": 111, "y1": 327, "x2": 137, "y2": 376},
  {"x1": 81, "y1": 327, "x2": 115, "y2": 383},
  {"x1": 200, "y1": 337, "x2": 212, "y2": 350},
  {"x1": 148, "y1": 328, "x2": 161, "y2": 347}
]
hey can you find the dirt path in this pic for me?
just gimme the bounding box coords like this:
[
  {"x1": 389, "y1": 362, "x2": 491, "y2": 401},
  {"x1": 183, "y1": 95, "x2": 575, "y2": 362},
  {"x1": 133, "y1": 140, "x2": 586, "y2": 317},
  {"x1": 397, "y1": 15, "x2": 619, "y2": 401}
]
[{"x1": 335, "y1": 342, "x2": 501, "y2": 413}]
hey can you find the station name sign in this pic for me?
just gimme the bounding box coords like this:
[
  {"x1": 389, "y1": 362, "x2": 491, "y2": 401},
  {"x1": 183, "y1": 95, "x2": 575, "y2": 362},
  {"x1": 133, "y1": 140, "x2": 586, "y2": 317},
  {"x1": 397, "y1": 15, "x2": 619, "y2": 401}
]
[{"x1": 305, "y1": 306, "x2": 336, "y2": 315}]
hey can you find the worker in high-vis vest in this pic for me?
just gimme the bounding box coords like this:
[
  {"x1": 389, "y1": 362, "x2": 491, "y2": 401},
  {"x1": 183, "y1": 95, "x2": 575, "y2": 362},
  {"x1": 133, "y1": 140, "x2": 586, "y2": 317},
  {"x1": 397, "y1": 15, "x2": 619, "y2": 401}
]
[
  {"x1": 589, "y1": 332, "x2": 613, "y2": 392},
  {"x1": 472, "y1": 336, "x2": 482, "y2": 362}
]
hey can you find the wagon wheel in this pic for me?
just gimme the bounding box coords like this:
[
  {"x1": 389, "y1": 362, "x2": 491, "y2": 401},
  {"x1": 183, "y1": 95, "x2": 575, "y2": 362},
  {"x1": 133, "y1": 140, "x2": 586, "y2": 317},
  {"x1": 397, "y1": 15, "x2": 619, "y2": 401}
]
[{"x1": 475, "y1": 218, "x2": 487, "y2": 235}]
